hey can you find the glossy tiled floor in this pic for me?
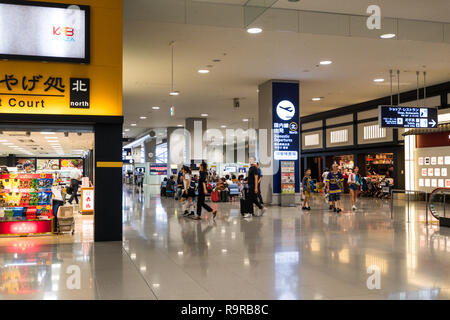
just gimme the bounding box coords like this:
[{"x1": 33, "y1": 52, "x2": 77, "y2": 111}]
[{"x1": 1, "y1": 185, "x2": 449, "y2": 300}]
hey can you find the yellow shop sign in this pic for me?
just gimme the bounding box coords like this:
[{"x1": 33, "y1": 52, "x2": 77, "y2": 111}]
[{"x1": 0, "y1": 72, "x2": 121, "y2": 116}]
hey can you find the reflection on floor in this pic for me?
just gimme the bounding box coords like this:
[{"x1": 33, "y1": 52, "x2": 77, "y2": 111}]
[{"x1": 1, "y1": 185, "x2": 449, "y2": 300}]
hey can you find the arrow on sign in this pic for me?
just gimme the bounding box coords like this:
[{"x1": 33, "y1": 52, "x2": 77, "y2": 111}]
[{"x1": 430, "y1": 119, "x2": 436, "y2": 127}]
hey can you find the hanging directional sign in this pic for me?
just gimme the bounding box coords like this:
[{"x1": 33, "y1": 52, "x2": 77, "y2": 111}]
[{"x1": 379, "y1": 106, "x2": 438, "y2": 129}]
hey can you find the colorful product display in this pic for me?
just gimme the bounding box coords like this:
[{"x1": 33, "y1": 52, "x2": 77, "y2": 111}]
[
  {"x1": 281, "y1": 161, "x2": 295, "y2": 195},
  {"x1": 0, "y1": 174, "x2": 54, "y2": 236}
]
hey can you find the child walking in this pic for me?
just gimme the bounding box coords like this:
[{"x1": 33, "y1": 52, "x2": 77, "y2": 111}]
[{"x1": 302, "y1": 169, "x2": 313, "y2": 211}]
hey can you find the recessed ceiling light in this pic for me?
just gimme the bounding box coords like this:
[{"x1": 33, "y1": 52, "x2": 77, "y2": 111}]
[
  {"x1": 243, "y1": 119, "x2": 249, "y2": 122},
  {"x1": 247, "y1": 27, "x2": 262, "y2": 34},
  {"x1": 201, "y1": 114, "x2": 208, "y2": 117},
  {"x1": 177, "y1": 124, "x2": 183, "y2": 127},
  {"x1": 169, "y1": 91, "x2": 180, "y2": 96},
  {"x1": 312, "y1": 97, "x2": 322, "y2": 101},
  {"x1": 380, "y1": 33, "x2": 396, "y2": 39},
  {"x1": 152, "y1": 106, "x2": 160, "y2": 110},
  {"x1": 131, "y1": 124, "x2": 137, "y2": 127},
  {"x1": 140, "y1": 116, "x2": 147, "y2": 120},
  {"x1": 373, "y1": 78, "x2": 385, "y2": 83},
  {"x1": 221, "y1": 125, "x2": 227, "y2": 128},
  {"x1": 198, "y1": 69, "x2": 210, "y2": 74},
  {"x1": 319, "y1": 60, "x2": 332, "y2": 65},
  {"x1": 125, "y1": 129, "x2": 130, "y2": 132}
]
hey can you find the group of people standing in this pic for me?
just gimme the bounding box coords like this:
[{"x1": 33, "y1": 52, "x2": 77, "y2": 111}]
[{"x1": 302, "y1": 163, "x2": 362, "y2": 213}]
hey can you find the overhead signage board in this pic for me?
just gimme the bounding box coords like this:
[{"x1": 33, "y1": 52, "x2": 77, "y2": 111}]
[
  {"x1": 272, "y1": 81, "x2": 300, "y2": 194},
  {"x1": 379, "y1": 106, "x2": 438, "y2": 129},
  {"x1": 273, "y1": 99, "x2": 299, "y2": 161},
  {"x1": 0, "y1": 1, "x2": 90, "y2": 63}
]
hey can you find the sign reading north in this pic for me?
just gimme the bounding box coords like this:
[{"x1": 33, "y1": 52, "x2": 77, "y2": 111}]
[
  {"x1": 379, "y1": 106, "x2": 438, "y2": 128},
  {"x1": 70, "y1": 78, "x2": 90, "y2": 108},
  {"x1": 0, "y1": 2, "x2": 89, "y2": 63}
]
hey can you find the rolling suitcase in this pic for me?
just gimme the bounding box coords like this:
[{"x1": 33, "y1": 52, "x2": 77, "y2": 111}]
[
  {"x1": 240, "y1": 191, "x2": 254, "y2": 216},
  {"x1": 211, "y1": 190, "x2": 219, "y2": 202},
  {"x1": 221, "y1": 191, "x2": 229, "y2": 202}
]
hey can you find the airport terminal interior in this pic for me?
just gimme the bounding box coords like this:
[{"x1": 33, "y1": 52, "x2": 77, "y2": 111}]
[{"x1": 0, "y1": 0, "x2": 450, "y2": 301}]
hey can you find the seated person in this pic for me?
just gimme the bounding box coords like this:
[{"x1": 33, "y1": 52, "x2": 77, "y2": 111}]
[
  {"x1": 225, "y1": 175, "x2": 233, "y2": 186},
  {"x1": 160, "y1": 177, "x2": 168, "y2": 196},
  {"x1": 166, "y1": 176, "x2": 176, "y2": 193}
]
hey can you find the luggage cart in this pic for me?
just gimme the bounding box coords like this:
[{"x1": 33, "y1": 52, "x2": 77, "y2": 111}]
[{"x1": 57, "y1": 206, "x2": 75, "y2": 235}]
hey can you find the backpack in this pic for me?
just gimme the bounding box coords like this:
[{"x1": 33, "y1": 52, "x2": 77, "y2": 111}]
[
  {"x1": 189, "y1": 180, "x2": 197, "y2": 191},
  {"x1": 309, "y1": 180, "x2": 315, "y2": 192}
]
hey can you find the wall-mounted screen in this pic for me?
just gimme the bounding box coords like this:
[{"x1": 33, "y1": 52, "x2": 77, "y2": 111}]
[
  {"x1": 0, "y1": 1, "x2": 90, "y2": 63},
  {"x1": 225, "y1": 166, "x2": 237, "y2": 173}
]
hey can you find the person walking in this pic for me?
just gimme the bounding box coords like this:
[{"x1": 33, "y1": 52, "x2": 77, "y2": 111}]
[
  {"x1": 248, "y1": 158, "x2": 265, "y2": 216},
  {"x1": 51, "y1": 181, "x2": 64, "y2": 233},
  {"x1": 181, "y1": 166, "x2": 196, "y2": 217},
  {"x1": 68, "y1": 162, "x2": 82, "y2": 205},
  {"x1": 136, "y1": 171, "x2": 144, "y2": 192},
  {"x1": 322, "y1": 167, "x2": 330, "y2": 203},
  {"x1": 302, "y1": 169, "x2": 313, "y2": 211},
  {"x1": 257, "y1": 162, "x2": 264, "y2": 205},
  {"x1": 194, "y1": 162, "x2": 217, "y2": 220},
  {"x1": 175, "y1": 168, "x2": 184, "y2": 200},
  {"x1": 325, "y1": 164, "x2": 344, "y2": 213},
  {"x1": 348, "y1": 166, "x2": 362, "y2": 210}
]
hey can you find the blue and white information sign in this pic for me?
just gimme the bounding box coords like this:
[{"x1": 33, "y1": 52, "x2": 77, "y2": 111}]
[
  {"x1": 379, "y1": 106, "x2": 438, "y2": 129},
  {"x1": 272, "y1": 82, "x2": 300, "y2": 194}
]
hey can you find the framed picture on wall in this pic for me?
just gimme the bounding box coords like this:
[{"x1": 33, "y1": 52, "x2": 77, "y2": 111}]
[
  {"x1": 438, "y1": 157, "x2": 444, "y2": 165},
  {"x1": 435, "y1": 168, "x2": 441, "y2": 177}
]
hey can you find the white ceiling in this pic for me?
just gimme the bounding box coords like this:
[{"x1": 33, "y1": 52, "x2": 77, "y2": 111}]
[
  {"x1": 123, "y1": 0, "x2": 450, "y2": 135},
  {"x1": 0, "y1": 131, "x2": 94, "y2": 157},
  {"x1": 196, "y1": 0, "x2": 450, "y2": 23}
]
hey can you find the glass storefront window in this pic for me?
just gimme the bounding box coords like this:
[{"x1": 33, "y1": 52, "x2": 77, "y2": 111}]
[{"x1": 366, "y1": 153, "x2": 394, "y2": 177}]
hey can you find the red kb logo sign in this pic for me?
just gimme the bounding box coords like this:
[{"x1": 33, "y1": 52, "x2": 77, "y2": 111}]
[{"x1": 53, "y1": 26, "x2": 75, "y2": 41}]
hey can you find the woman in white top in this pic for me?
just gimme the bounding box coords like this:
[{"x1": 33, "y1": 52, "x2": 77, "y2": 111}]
[
  {"x1": 181, "y1": 166, "x2": 196, "y2": 217},
  {"x1": 348, "y1": 166, "x2": 362, "y2": 210}
]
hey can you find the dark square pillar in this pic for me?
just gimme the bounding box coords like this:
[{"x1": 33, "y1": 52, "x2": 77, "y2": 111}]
[{"x1": 94, "y1": 122, "x2": 123, "y2": 242}]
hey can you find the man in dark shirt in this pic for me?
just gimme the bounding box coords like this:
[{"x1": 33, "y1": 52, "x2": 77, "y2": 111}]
[
  {"x1": 257, "y1": 162, "x2": 264, "y2": 205},
  {"x1": 248, "y1": 158, "x2": 265, "y2": 216}
]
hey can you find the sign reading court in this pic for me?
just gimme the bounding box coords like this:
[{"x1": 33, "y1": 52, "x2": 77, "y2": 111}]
[{"x1": 0, "y1": 73, "x2": 91, "y2": 113}]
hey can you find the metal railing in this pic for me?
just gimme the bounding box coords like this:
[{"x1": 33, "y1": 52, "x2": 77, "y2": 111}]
[{"x1": 391, "y1": 189, "x2": 429, "y2": 224}]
